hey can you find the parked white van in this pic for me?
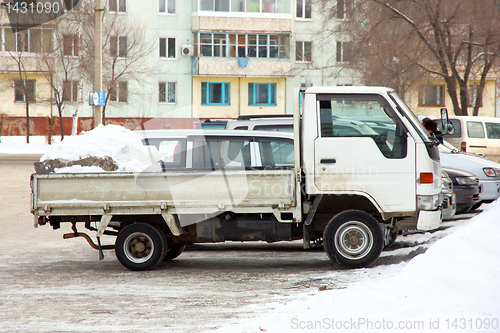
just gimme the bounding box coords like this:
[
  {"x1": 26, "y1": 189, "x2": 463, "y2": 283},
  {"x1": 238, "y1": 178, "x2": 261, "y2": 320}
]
[
  {"x1": 439, "y1": 140, "x2": 500, "y2": 209},
  {"x1": 439, "y1": 116, "x2": 500, "y2": 162}
]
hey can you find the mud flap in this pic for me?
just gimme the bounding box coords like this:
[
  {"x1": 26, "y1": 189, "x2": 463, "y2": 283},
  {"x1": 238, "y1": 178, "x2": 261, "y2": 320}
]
[{"x1": 416, "y1": 210, "x2": 441, "y2": 231}]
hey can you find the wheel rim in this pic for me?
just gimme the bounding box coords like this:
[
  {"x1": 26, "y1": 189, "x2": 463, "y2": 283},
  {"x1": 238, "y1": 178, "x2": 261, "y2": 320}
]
[
  {"x1": 334, "y1": 221, "x2": 373, "y2": 260},
  {"x1": 123, "y1": 232, "x2": 154, "y2": 264}
]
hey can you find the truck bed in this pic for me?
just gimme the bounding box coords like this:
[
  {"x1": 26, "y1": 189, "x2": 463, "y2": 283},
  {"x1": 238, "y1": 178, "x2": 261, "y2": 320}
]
[{"x1": 31, "y1": 168, "x2": 296, "y2": 226}]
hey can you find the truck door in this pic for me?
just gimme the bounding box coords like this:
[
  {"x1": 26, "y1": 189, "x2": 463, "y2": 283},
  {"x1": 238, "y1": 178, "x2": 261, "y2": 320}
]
[{"x1": 313, "y1": 94, "x2": 416, "y2": 212}]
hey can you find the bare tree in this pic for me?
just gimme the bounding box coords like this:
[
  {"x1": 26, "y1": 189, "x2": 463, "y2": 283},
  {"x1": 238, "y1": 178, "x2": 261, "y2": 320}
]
[
  {"x1": 1, "y1": 28, "x2": 38, "y2": 143},
  {"x1": 328, "y1": 0, "x2": 500, "y2": 115},
  {"x1": 75, "y1": 0, "x2": 153, "y2": 124},
  {"x1": 37, "y1": 17, "x2": 83, "y2": 140}
]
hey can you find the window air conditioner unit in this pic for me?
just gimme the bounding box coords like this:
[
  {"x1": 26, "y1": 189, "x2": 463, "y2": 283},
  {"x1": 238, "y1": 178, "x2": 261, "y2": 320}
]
[{"x1": 181, "y1": 45, "x2": 194, "y2": 56}]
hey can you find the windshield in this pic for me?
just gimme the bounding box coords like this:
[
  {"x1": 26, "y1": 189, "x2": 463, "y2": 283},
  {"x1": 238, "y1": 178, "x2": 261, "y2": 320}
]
[
  {"x1": 441, "y1": 140, "x2": 459, "y2": 153},
  {"x1": 389, "y1": 92, "x2": 431, "y2": 142}
]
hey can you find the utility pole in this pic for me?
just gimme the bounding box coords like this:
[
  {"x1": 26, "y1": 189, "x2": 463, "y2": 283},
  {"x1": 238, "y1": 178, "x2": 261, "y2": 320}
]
[{"x1": 93, "y1": 0, "x2": 104, "y2": 126}]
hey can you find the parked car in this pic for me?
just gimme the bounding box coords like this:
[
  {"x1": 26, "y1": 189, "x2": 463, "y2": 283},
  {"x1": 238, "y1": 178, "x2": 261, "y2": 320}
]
[
  {"x1": 226, "y1": 115, "x2": 294, "y2": 132},
  {"x1": 441, "y1": 171, "x2": 456, "y2": 220},
  {"x1": 226, "y1": 114, "x2": 390, "y2": 139},
  {"x1": 436, "y1": 116, "x2": 500, "y2": 163},
  {"x1": 136, "y1": 129, "x2": 295, "y2": 169},
  {"x1": 193, "y1": 119, "x2": 229, "y2": 130},
  {"x1": 442, "y1": 167, "x2": 481, "y2": 214},
  {"x1": 439, "y1": 140, "x2": 500, "y2": 210}
]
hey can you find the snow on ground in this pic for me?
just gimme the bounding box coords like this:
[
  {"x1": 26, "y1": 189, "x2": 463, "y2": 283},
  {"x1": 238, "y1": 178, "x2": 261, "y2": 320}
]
[
  {"x1": 207, "y1": 202, "x2": 500, "y2": 333},
  {"x1": 0, "y1": 135, "x2": 56, "y2": 154}
]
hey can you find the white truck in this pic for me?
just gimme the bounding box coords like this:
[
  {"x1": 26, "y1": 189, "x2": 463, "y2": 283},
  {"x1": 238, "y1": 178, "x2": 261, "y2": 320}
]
[{"x1": 31, "y1": 86, "x2": 443, "y2": 271}]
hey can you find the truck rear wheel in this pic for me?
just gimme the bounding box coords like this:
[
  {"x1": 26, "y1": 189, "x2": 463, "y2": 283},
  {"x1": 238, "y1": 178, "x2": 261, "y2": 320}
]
[
  {"x1": 115, "y1": 223, "x2": 167, "y2": 271},
  {"x1": 323, "y1": 210, "x2": 383, "y2": 268}
]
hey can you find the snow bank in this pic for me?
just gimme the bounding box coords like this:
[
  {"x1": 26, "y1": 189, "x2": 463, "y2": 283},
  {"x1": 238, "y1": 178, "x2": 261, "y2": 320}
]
[
  {"x1": 0, "y1": 136, "x2": 55, "y2": 154},
  {"x1": 211, "y1": 201, "x2": 500, "y2": 333},
  {"x1": 40, "y1": 125, "x2": 160, "y2": 173}
]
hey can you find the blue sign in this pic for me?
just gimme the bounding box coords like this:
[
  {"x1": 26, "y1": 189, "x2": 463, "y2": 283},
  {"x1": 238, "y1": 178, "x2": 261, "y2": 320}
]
[{"x1": 93, "y1": 92, "x2": 106, "y2": 106}]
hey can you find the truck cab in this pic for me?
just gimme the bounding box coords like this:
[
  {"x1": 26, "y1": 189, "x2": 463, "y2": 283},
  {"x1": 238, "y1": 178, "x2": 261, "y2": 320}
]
[{"x1": 300, "y1": 87, "x2": 441, "y2": 229}]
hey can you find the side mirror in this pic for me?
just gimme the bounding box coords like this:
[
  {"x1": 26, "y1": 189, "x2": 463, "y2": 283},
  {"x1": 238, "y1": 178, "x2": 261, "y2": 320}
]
[{"x1": 440, "y1": 108, "x2": 455, "y2": 135}]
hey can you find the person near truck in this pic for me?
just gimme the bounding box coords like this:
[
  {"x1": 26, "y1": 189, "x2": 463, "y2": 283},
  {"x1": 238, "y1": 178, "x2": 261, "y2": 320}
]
[{"x1": 422, "y1": 118, "x2": 444, "y2": 144}]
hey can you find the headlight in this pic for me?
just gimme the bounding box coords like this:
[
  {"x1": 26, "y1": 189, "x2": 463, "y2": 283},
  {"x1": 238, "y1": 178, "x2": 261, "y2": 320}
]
[
  {"x1": 455, "y1": 176, "x2": 478, "y2": 185},
  {"x1": 483, "y1": 168, "x2": 500, "y2": 177},
  {"x1": 417, "y1": 194, "x2": 440, "y2": 210}
]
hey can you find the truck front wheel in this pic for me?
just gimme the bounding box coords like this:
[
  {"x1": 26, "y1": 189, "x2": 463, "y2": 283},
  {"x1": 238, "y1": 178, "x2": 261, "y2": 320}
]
[
  {"x1": 115, "y1": 223, "x2": 167, "y2": 271},
  {"x1": 323, "y1": 210, "x2": 383, "y2": 268},
  {"x1": 163, "y1": 244, "x2": 186, "y2": 262}
]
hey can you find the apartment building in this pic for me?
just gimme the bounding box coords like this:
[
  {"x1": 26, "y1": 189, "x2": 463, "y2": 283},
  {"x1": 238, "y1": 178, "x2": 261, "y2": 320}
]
[{"x1": 0, "y1": 0, "x2": 367, "y2": 136}]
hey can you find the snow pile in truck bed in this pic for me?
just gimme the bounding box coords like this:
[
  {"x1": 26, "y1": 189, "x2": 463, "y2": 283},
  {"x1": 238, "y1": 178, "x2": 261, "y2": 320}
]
[{"x1": 40, "y1": 125, "x2": 160, "y2": 173}]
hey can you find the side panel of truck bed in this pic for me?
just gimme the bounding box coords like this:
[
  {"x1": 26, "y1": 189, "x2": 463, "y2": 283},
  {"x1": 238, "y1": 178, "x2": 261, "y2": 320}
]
[{"x1": 32, "y1": 169, "x2": 296, "y2": 217}]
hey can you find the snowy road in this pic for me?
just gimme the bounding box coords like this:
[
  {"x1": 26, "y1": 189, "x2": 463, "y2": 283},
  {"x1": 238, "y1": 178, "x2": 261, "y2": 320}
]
[{"x1": 0, "y1": 154, "x2": 483, "y2": 332}]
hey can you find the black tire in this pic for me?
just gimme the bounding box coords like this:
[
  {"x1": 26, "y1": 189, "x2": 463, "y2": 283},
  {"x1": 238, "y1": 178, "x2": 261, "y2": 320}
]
[
  {"x1": 163, "y1": 244, "x2": 186, "y2": 262},
  {"x1": 455, "y1": 205, "x2": 472, "y2": 215},
  {"x1": 115, "y1": 223, "x2": 167, "y2": 271},
  {"x1": 469, "y1": 202, "x2": 483, "y2": 212},
  {"x1": 323, "y1": 210, "x2": 383, "y2": 268}
]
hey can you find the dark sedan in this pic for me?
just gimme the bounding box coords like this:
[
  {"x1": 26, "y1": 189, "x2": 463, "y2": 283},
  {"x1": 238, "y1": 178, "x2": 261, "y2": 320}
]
[{"x1": 442, "y1": 167, "x2": 481, "y2": 214}]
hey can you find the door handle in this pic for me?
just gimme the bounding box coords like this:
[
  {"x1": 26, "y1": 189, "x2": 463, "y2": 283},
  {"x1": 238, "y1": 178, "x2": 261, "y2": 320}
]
[{"x1": 320, "y1": 159, "x2": 336, "y2": 164}]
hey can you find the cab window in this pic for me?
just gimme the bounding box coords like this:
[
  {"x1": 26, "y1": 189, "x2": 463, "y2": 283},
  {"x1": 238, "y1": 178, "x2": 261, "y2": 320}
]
[{"x1": 317, "y1": 94, "x2": 407, "y2": 159}]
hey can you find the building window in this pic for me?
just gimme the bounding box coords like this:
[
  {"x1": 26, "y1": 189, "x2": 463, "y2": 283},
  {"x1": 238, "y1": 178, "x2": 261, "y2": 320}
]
[
  {"x1": 110, "y1": 36, "x2": 127, "y2": 57},
  {"x1": 336, "y1": 41, "x2": 352, "y2": 62},
  {"x1": 296, "y1": 41, "x2": 311, "y2": 62},
  {"x1": 419, "y1": 85, "x2": 445, "y2": 107},
  {"x1": 296, "y1": 0, "x2": 311, "y2": 19},
  {"x1": 159, "y1": 38, "x2": 176, "y2": 58},
  {"x1": 199, "y1": 0, "x2": 289, "y2": 13},
  {"x1": 337, "y1": 0, "x2": 353, "y2": 20},
  {"x1": 63, "y1": 81, "x2": 79, "y2": 102},
  {"x1": 109, "y1": 0, "x2": 126, "y2": 12},
  {"x1": 468, "y1": 85, "x2": 483, "y2": 107},
  {"x1": 248, "y1": 83, "x2": 276, "y2": 106},
  {"x1": 63, "y1": 34, "x2": 79, "y2": 56},
  {"x1": 14, "y1": 79, "x2": 36, "y2": 103},
  {"x1": 110, "y1": 81, "x2": 128, "y2": 103},
  {"x1": 3, "y1": 28, "x2": 53, "y2": 53},
  {"x1": 159, "y1": 81, "x2": 176, "y2": 103},
  {"x1": 159, "y1": 0, "x2": 175, "y2": 13},
  {"x1": 194, "y1": 33, "x2": 290, "y2": 59},
  {"x1": 201, "y1": 82, "x2": 230, "y2": 105}
]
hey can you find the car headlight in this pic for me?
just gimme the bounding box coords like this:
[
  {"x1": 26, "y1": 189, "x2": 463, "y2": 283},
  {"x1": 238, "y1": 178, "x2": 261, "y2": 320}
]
[
  {"x1": 455, "y1": 176, "x2": 478, "y2": 185},
  {"x1": 483, "y1": 168, "x2": 500, "y2": 177}
]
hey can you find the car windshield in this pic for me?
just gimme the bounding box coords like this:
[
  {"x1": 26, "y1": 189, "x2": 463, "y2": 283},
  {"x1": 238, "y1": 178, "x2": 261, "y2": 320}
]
[{"x1": 441, "y1": 140, "x2": 459, "y2": 153}]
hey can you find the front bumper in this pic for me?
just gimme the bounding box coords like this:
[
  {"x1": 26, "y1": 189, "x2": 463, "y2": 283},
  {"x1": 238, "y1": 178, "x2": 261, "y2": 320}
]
[
  {"x1": 442, "y1": 192, "x2": 456, "y2": 220},
  {"x1": 478, "y1": 179, "x2": 500, "y2": 201},
  {"x1": 454, "y1": 185, "x2": 480, "y2": 206}
]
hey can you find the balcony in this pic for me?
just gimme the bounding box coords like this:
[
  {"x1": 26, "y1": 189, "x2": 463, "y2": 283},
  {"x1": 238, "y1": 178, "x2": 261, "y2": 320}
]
[
  {"x1": 194, "y1": 57, "x2": 291, "y2": 77},
  {"x1": 192, "y1": 0, "x2": 292, "y2": 32},
  {"x1": 192, "y1": 16, "x2": 291, "y2": 33}
]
